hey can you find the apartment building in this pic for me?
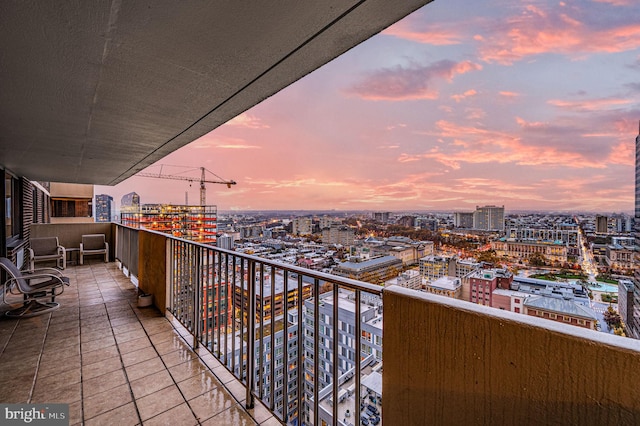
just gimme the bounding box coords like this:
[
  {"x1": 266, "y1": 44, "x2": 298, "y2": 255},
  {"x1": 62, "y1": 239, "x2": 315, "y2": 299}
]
[
  {"x1": 333, "y1": 255, "x2": 403, "y2": 285},
  {"x1": 473, "y1": 205, "x2": 505, "y2": 231},
  {"x1": 491, "y1": 240, "x2": 568, "y2": 264},
  {"x1": 419, "y1": 255, "x2": 455, "y2": 281},
  {"x1": 302, "y1": 290, "x2": 383, "y2": 425},
  {"x1": 95, "y1": 194, "x2": 115, "y2": 223},
  {"x1": 292, "y1": 217, "x2": 313, "y2": 236},
  {"x1": 321, "y1": 224, "x2": 355, "y2": 246}
]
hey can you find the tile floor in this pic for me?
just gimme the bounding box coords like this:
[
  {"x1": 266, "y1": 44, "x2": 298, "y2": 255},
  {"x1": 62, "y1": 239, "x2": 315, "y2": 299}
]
[{"x1": 0, "y1": 261, "x2": 281, "y2": 425}]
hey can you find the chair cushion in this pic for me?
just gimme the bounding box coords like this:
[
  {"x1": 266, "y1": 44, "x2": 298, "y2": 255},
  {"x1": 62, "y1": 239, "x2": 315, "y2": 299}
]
[{"x1": 31, "y1": 237, "x2": 59, "y2": 255}]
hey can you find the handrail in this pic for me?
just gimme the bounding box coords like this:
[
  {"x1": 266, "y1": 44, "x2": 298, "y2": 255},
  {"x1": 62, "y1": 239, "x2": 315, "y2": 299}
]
[{"x1": 115, "y1": 223, "x2": 384, "y2": 426}]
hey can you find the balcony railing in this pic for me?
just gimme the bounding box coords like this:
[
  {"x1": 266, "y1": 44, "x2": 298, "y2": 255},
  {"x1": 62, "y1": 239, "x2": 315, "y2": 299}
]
[
  {"x1": 113, "y1": 223, "x2": 640, "y2": 426},
  {"x1": 115, "y1": 223, "x2": 383, "y2": 426}
]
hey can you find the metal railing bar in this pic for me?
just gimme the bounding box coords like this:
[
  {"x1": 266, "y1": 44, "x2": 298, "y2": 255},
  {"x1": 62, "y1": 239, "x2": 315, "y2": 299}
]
[
  {"x1": 297, "y1": 273, "x2": 303, "y2": 425},
  {"x1": 313, "y1": 278, "x2": 320, "y2": 426},
  {"x1": 333, "y1": 283, "x2": 339, "y2": 426}
]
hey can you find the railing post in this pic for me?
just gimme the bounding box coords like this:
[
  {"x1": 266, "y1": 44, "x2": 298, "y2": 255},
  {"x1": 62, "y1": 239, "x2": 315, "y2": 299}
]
[
  {"x1": 246, "y1": 259, "x2": 256, "y2": 409},
  {"x1": 193, "y1": 245, "x2": 202, "y2": 350}
]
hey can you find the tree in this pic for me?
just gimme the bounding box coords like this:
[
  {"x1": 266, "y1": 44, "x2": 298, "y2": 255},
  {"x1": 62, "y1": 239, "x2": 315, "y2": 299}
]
[
  {"x1": 603, "y1": 306, "x2": 622, "y2": 329},
  {"x1": 528, "y1": 252, "x2": 547, "y2": 267},
  {"x1": 476, "y1": 249, "x2": 500, "y2": 265}
]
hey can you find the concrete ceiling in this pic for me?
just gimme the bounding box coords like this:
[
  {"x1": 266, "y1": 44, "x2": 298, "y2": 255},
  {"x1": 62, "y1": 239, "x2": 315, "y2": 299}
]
[{"x1": 0, "y1": 0, "x2": 432, "y2": 185}]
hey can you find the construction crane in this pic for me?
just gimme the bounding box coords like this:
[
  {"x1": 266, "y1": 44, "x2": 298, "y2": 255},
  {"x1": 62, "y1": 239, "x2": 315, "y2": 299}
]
[{"x1": 135, "y1": 165, "x2": 236, "y2": 206}]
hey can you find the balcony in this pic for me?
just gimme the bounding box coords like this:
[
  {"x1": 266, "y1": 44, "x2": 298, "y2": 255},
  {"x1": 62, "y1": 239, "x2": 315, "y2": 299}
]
[
  {"x1": 2, "y1": 223, "x2": 640, "y2": 425},
  {"x1": 0, "y1": 260, "x2": 279, "y2": 425}
]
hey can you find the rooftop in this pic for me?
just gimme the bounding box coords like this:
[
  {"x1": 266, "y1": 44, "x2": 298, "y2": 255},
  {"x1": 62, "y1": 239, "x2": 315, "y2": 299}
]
[{"x1": 523, "y1": 296, "x2": 598, "y2": 320}]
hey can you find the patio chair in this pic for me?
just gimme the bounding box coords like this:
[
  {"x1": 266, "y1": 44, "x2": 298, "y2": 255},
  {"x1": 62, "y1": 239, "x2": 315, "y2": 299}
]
[
  {"x1": 0, "y1": 257, "x2": 70, "y2": 318},
  {"x1": 27, "y1": 236, "x2": 66, "y2": 270},
  {"x1": 79, "y1": 234, "x2": 109, "y2": 265}
]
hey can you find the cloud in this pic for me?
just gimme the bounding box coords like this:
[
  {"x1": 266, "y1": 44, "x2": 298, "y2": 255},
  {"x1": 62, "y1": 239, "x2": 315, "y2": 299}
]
[
  {"x1": 383, "y1": 18, "x2": 465, "y2": 45},
  {"x1": 625, "y1": 82, "x2": 640, "y2": 93},
  {"x1": 592, "y1": 0, "x2": 633, "y2": 5},
  {"x1": 499, "y1": 91, "x2": 520, "y2": 98},
  {"x1": 464, "y1": 107, "x2": 486, "y2": 120},
  {"x1": 192, "y1": 137, "x2": 261, "y2": 150},
  {"x1": 344, "y1": 60, "x2": 482, "y2": 101},
  {"x1": 404, "y1": 119, "x2": 612, "y2": 170},
  {"x1": 226, "y1": 113, "x2": 270, "y2": 129},
  {"x1": 215, "y1": 144, "x2": 261, "y2": 149},
  {"x1": 548, "y1": 97, "x2": 633, "y2": 112},
  {"x1": 451, "y1": 89, "x2": 478, "y2": 102},
  {"x1": 477, "y1": 3, "x2": 640, "y2": 64}
]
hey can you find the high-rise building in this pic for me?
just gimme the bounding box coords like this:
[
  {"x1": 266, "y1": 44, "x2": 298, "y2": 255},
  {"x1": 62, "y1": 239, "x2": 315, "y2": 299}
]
[
  {"x1": 303, "y1": 290, "x2": 383, "y2": 425},
  {"x1": 217, "y1": 234, "x2": 235, "y2": 250},
  {"x1": 453, "y1": 212, "x2": 474, "y2": 228},
  {"x1": 120, "y1": 191, "x2": 140, "y2": 214},
  {"x1": 291, "y1": 217, "x2": 312, "y2": 235},
  {"x1": 121, "y1": 204, "x2": 217, "y2": 244},
  {"x1": 632, "y1": 121, "x2": 640, "y2": 338},
  {"x1": 372, "y1": 211, "x2": 391, "y2": 223},
  {"x1": 95, "y1": 194, "x2": 115, "y2": 222},
  {"x1": 473, "y1": 205, "x2": 505, "y2": 231},
  {"x1": 596, "y1": 215, "x2": 609, "y2": 234},
  {"x1": 321, "y1": 224, "x2": 355, "y2": 246}
]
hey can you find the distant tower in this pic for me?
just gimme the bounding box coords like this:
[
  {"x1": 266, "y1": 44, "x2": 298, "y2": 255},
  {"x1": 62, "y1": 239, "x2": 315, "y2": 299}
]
[
  {"x1": 595, "y1": 215, "x2": 608, "y2": 234},
  {"x1": 95, "y1": 194, "x2": 114, "y2": 222},
  {"x1": 632, "y1": 121, "x2": 640, "y2": 338},
  {"x1": 473, "y1": 205, "x2": 505, "y2": 231},
  {"x1": 120, "y1": 192, "x2": 141, "y2": 214}
]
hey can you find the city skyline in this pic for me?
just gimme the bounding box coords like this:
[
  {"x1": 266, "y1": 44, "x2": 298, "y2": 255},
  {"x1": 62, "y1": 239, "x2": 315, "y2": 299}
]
[{"x1": 97, "y1": 0, "x2": 640, "y2": 213}]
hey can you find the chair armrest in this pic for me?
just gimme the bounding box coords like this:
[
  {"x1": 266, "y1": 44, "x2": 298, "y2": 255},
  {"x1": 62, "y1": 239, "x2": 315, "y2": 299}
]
[
  {"x1": 5, "y1": 274, "x2": 68, "y2": 295},
  {"x1": 105, "y1": 242, "x2": 109, "y2": 252},
  {"x1": 27, "y1": 248, "x2": 35, "y2": 259},
  {"x1": 27, "y1": 267, "x2": 65, "y2": 277},
  {"x1": 57, "y1": 246, "x2": 66, "y2": 256}
]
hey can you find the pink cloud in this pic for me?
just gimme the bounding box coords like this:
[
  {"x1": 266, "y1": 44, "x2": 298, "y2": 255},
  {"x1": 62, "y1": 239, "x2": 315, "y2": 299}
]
[
  {"x1": 407, "y1": 119, "x2": 609, "y2": 169},
  {"x1": 548, "y1": 97, "x2": 633, "y2": 112},
  {"x1": 227, "y1": 113, "x2": 270, "y2": 129},
  {"x1": 499, "y1": 91, "x2": 520, "y2": 98},
  {"x1": 593, "y1": 0, "x2": 633, "y2": 5},
  {"x1": 477, "y1": 4, "x2": 640, "y2": 64},
  {"x1": 344, "y1": 60, "x2": 482, "y2": 101},
  {"x1": 192, "y1": 137, "x2": 261, "y2": 150},
  {"x1": 383, "y1": 19, "x2": 464, "y2": 45},
  {"x1": 451, "y1": 89, "x2": 478, "y2": 102}
]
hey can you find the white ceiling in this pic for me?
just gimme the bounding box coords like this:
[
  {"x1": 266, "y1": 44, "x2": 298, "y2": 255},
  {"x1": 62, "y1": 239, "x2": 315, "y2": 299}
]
[{"x1": 0, "y1": 0, "x2": 432, "y2": 185}]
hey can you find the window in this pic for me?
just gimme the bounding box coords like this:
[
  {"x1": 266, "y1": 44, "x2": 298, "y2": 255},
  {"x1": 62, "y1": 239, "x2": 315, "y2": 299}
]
[
  {"x1": 51, "y1": 198, "x2": 92, "y2": 218},
  {"x1": 5, "y1": 172, "x2": 21, "y2": 243},
  {"x1": 549, "y1": 313, "x2": 557, "y2": 319},
  {"x1": 514, "y1": 307, "x2": 520, "y2": 313}
]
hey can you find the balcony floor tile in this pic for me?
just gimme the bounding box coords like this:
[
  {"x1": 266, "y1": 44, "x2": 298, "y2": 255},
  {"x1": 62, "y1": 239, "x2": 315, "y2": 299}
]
[{"x1": 0, "y1": 262, "x2": 260, "y2": 425}]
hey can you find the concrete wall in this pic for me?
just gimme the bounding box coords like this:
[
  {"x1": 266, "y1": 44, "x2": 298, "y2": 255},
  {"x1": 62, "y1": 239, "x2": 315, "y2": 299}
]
[
  {"x1": 138, "y1": 231, "x2": 167, "y2": 313},
  {"x1": 31, "y1": 222, "x2": 114, "y2": 259},
  {"x1": 50, "y1": 217, "x2": 95, "y2": 224},
  {"x1": 49, "y1": 182, "x2": 93, "y2": 198},
  {"x1": 383, "y1": 286, "x2": 640, "y2": 425}
]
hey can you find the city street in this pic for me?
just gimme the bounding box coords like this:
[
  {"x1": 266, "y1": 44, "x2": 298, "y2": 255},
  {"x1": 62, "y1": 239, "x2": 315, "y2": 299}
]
[{"x1": 591, "y1": 301, "x2": 614, "y2": 333}]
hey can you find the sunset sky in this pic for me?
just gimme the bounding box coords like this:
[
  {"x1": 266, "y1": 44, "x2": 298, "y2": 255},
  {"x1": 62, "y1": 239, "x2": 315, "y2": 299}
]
[{"x1": 97, "y1": 0, "x2": 640, "y2": 214}]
